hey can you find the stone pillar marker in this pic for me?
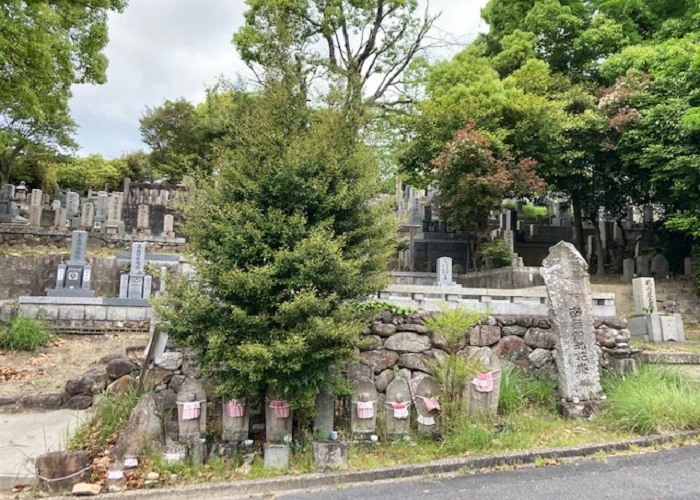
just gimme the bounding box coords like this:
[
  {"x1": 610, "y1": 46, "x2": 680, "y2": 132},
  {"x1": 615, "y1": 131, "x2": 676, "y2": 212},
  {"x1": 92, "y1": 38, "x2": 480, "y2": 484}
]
[
  {"x1": 162, "y1": 214, "x2": 175, "y2": 238},
  {"x1": 29, "y1": 189, "x2": 43, "y2": 227},
  {"x1": 632, "y1": 277, "x2": 657, "y2": 314},
  {"x1": 137, "y1": 204, "x2": 150, "y2": 234},
  {"x1": 541, "y1": 241, "x2": 602, "y2": 418},
  {"x1": 80, "y1": 202, "x2": 95, "y2": 230},
  {"x1": 436, "y1": 257, "x2": 455, "y2": 286}
]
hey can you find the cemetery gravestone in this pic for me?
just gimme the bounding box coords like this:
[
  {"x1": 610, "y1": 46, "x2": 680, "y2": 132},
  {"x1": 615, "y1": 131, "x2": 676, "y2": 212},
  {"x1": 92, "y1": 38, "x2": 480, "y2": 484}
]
[
  {"x1": 0, "y1": 184, "x2": 19, "y2": 219},
  {"x1": 162, "y1": 214, "x2": 175, "y2": 238},
  {"x1": 650, "y1": 254, "x2": 670, "y2": 279},
  {"x1": 437, "y1": 257, "x2": 455, "y2": 286},
  {"x1": 636, "y1": 255, "x2": 651, "y2": 277},
  {"x1": 503, "y1": 230, "x2": 515, "y2": 254},
  {"x1": 54, "y1": 207, "x2": 68, "y2": 230},
  {"x1": 29, "y1": 193, "x2": 42, "y2": 227},
  {"x1": 80, "y1": 202, "x2": 95, "y2": 230},
  {"x1": 632, "y1": 278, "x2": 657, "y2": 314},
  {"x1": 137, "y1": 204, "x2": 150, "y2": 234},
  {"x1": 541, "y1": 242, "x2": 602, "y2": 418},
  {"x1": 47, "y1": 231, "x2": 95, "y2": 297},
  {"x1": 119, "y1": 242, "x2": 153, "y2": 302}
]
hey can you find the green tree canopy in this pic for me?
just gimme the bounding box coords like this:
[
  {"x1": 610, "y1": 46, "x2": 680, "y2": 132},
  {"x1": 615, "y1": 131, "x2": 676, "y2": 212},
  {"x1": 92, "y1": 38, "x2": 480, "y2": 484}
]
[
  {"x1": 0, "y1": 0, "x2": 127, "y2": 185},
  {"x1": 158, "y1": 81, "x2": 396, "y2": 409}
]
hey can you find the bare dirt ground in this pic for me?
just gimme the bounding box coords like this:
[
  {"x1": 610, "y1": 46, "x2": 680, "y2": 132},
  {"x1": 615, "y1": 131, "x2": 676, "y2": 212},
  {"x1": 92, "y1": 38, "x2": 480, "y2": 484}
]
[{"x1": 0, "y1": 332, "x2": 148, "y2": 397}]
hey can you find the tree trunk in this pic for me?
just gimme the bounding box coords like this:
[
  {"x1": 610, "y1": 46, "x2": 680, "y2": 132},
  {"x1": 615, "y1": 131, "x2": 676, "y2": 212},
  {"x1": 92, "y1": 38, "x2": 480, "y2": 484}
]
[
  {"x1": 571, "y1": 193, "x2": 586, "y2": 255},
  {"x1": 592, "y1": 217, "x2": 605, "y2": 276}
]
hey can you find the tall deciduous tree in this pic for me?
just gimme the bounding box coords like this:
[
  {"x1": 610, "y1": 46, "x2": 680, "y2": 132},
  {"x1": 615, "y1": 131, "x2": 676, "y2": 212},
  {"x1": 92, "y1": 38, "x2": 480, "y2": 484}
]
[
  {"x1": 0, "y1": 0, "x2": 127, "y2": 185},
  {"x1": 432, "y1": 122, "x2": 543, "y2": 269},
  {"x1": 233, "y1": 0, "x2": 438, "y2": 109}
]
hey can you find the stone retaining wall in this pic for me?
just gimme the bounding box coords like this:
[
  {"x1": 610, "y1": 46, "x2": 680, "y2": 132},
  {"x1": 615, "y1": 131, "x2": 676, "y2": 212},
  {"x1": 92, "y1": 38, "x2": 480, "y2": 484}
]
[
  {"x1": 354, "y1": 312, "x2": 629, "y2": 401},
  {"x1": 0, "y1": 227, "x2": 185, "y2": 252}
]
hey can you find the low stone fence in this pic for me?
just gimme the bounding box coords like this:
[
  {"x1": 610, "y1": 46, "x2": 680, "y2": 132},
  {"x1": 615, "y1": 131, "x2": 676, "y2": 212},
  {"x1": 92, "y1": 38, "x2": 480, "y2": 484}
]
[
  {"x1": 390, "y1": 266, "x2": 544, "y2": 289},
  {"x1": 17, "y1": 297, "x2": 152, "y2": 334},
  {"x1": 377, "y1": 284, "x2": 616, "y2": 316},
  {"x1": 355, "y1": 311, "x2": 629, "y2": 405}
]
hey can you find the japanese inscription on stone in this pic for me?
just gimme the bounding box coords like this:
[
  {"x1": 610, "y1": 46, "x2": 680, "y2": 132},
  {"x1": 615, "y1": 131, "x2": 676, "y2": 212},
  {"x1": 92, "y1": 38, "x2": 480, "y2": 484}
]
[{"x1": 541, "y1": 242, "x2": 602, "y2": 402}]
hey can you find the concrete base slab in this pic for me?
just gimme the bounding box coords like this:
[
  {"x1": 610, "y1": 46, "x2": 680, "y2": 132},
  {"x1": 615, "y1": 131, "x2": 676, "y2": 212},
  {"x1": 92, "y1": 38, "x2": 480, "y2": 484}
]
[{"x1": 0, "y1": 409, "x2": 91, "y2": 492}]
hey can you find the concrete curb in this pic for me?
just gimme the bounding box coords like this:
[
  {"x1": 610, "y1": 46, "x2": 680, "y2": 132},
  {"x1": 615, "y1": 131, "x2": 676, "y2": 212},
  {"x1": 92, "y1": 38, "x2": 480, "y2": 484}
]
[{"x1": 111, "y1": 430, "x2": 700, "y2": 499}]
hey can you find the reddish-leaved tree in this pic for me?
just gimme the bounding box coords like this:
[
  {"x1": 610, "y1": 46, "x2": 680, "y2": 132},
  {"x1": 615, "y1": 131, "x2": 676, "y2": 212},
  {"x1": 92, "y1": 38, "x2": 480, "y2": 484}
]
[{"x1": 432, "y1": 120, "x2": 544, "y2": 269}]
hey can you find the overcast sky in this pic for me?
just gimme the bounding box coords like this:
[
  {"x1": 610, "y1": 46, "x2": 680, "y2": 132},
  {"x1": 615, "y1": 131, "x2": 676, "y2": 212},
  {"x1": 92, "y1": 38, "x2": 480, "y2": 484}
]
[{"x1": 69, "y1": 0, "x2": 489, "y2": 157}]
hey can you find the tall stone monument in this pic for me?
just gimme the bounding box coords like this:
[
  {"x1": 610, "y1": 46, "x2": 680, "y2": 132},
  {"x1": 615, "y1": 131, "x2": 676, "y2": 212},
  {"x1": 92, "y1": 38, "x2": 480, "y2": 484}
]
[
  {"x1": 541, "y1": 242, "x2": 602, "y2": 418},
  {"x1": 47, "y1": 231, "x2": 95, "y2": 297},
  {"x1": 105, "y1": 193, "x2": 124, "y2": 235}
]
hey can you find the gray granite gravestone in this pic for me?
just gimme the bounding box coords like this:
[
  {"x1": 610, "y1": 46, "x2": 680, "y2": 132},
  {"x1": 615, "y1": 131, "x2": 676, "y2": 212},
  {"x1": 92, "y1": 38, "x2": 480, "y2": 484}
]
[
  {"x1": 137, "y1": 204, "x2": 150, "y2": 234},
  {"x1": 118, "y1": 242, "x2": 153, "y2": 302},
  {"x1": 632, "y1": 277, "x2": 657, "y2": 314},
  {"x1": 163, "y1": 214, "x2": 175, "y2": 238},
  {"x1": 436, "y1": 257, "x2": 455, "y2": 286},
  {"x1": 47, "y1": 231, "x2": 95, "y2": 297},
  {"x1": 80, "y1": 202, "x2": 95, "y2": 230},
  {"x1": 541, "y1": 242, "x2": 602, "y2": 417},
  {"x1": 629, "y1": 277, "x2": 685, "y2": 342},
  {"x1": 105, "y1": 193, "x2": 124, "y2": 235},
  {"x1": 54, "y1": 207, "x2": 68, "y2": 230}
]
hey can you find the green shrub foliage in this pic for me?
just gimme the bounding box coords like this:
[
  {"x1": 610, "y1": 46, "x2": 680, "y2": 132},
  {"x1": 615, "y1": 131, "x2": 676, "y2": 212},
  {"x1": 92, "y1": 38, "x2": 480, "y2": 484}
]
[
  {"x1": 0, "y1": 315, "x2": 53, "y2": 351},
  {"x1": 157, "y1": 81, "x2": 396, "y2": 411}
]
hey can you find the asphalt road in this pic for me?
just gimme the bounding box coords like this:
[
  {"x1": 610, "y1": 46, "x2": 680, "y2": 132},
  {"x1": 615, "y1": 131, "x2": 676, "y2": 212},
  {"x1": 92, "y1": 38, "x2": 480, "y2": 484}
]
[{"x1": 280, "y1": 444, "x2": 700, "y2": 500}]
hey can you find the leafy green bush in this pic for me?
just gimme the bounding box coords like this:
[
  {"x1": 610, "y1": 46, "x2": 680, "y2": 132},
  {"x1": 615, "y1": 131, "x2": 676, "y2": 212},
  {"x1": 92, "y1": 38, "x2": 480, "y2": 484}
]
[
  {"x1": 521, "y1": 205, "x2": 547, "y2": 218},
  {"x1": 498, "y1": 364, "x2": 558, "y2": 415},
  {"x1": 358, "y1": 300, "x2": 416, "y2": 316},
  {"x1": 0, "y1": 316, "x2": 53, "y2": 351},
  {"x1": 424, "y1": 306, "x2": 487, "y2": 429},
  {"x1": 603, "y1": 365, "x2": 700, "y2": 434},
  {"x1": 481, "y1": 239, "x2": 513, "y2": 268}
]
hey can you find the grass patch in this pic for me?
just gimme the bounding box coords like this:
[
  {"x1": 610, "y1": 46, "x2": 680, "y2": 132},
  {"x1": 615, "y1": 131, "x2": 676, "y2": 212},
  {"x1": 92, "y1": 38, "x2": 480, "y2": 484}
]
[
  {"x1": 0, "y1": 315, "x2": 53, "y2": 351},
  {"x1": 499, "y1": 364, "x2": 558, "y2": 415},
  {"x1": 629, "y1": 339, "x2": 700, "y2": 354},
  {"x1": 603, "y1": 365, "x2": 700, "y2": 434},
  {"x1": 69, "y1": 389, "x2": 139, "y2": 458},
  {"x1": 521, "y1": 205, "x2": 547, "y2": 219}
]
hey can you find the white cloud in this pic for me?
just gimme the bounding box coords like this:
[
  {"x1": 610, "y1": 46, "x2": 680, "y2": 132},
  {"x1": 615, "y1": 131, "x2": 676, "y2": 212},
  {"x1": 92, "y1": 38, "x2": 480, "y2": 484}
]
[{"x1": 69, "y1": 0, "x2": 489, "y2": 157}]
